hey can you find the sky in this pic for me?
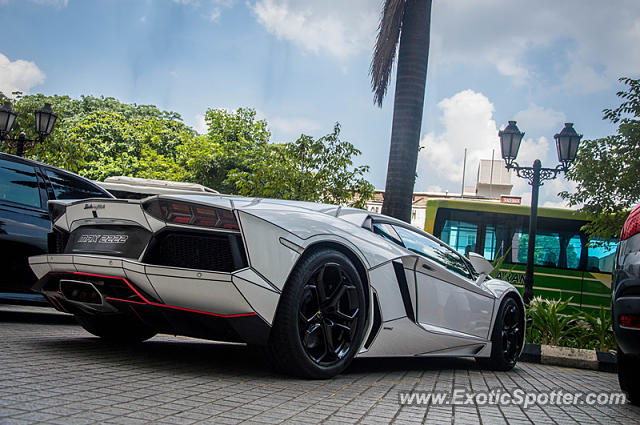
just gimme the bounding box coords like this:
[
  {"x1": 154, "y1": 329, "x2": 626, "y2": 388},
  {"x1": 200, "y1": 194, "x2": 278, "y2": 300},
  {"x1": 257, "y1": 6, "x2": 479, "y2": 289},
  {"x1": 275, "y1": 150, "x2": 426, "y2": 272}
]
[{"x1": 1, "y1": 0, "x2": 639, "y2": 207}]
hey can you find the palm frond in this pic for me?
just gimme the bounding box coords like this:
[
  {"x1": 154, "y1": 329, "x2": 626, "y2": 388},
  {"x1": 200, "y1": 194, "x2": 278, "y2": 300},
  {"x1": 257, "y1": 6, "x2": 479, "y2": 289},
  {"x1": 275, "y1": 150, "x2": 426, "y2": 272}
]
[{"x1": 370, "y1": 0, "x2": 406, "y2": 107}]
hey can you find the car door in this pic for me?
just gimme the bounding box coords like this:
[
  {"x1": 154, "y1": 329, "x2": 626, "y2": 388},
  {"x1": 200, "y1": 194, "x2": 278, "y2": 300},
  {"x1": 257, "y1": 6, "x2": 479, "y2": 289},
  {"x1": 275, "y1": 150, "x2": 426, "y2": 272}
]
[
  {"x1": 391, "y1": 225, "x2": 494, "y2": 339},
  {"x1": 0, "y1": 157, "x2": 51, "y2": 293}
]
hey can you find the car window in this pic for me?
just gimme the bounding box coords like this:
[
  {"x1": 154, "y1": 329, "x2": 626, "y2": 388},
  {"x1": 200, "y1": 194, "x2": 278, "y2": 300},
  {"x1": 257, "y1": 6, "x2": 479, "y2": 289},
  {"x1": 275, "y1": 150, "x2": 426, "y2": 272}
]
[
  {"x1": 0, "y1": 158, "x2": 42, "y2": 208},
  {"x1": 372, "y1": 222, "x2": 403, "y2": 246},
  {"x1": 393, "y1": 225, "x2": 473, "y2": 279},
  {"x1": 46, "y1": 169, "x2": 108, "y2": 200}
]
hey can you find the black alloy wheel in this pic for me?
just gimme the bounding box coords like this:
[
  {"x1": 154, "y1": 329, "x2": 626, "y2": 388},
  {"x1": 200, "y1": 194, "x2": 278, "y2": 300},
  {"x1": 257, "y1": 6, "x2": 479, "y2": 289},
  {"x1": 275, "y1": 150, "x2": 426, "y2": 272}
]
[
  {"x1": 298, "y1": 262, "x2": 362, "y2": 366},
  {"x1": 478, "y1": 296, "x2": 524, "y2": 371},
  {"x1": 267, "y1": 249, "x2": 367, "y2": 379},
  {"x1": 501, "y1": 300, "x2": 522, "y2": 364}
]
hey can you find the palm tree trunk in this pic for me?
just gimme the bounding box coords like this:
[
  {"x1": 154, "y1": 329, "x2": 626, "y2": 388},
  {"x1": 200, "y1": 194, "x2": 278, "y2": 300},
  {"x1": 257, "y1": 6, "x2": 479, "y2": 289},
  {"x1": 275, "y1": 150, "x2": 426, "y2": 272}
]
[{"x1": 381, "y1": 0, "x2": 431, "y2": 223}]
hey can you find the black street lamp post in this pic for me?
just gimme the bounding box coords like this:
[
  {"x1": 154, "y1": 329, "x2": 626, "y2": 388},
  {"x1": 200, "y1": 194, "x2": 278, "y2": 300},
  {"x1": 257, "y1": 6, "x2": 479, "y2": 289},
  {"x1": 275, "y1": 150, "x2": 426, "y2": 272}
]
[
  {"x1": 0, "y1": 102, "x2": 58, "y2": 157},
  {"x1": 499, "y1": 121, "x2": 582, "y2": 304}
]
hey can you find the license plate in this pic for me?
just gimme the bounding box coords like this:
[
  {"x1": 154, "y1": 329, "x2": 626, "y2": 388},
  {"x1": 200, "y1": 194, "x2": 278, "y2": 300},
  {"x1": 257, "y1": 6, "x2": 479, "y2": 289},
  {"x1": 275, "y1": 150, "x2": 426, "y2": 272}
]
[{"x1": 65, "y1": 226, "x2": 151, "y2": 258}]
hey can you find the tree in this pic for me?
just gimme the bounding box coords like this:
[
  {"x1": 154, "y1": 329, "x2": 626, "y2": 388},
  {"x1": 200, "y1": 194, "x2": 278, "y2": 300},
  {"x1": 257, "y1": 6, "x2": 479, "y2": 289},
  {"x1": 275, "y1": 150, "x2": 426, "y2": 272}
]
[
  {"x1": 0, "y1": 93, "x2": 191, "y2": 173},
  {"x1": 227, "y1": 123, "x2": 375, "y2": 208},
  {"x1": 179, "y1": 107, "x2": 270, "y2": 193},
  {"x1": 370, "y1": 0, "x2": 432, "y2": 222},
  {"x1": 560, "y1": 77, "x2": 640, "y2": 241},
  {"x1": 1, "y1": 94, "x2": 374, "y2": 207},
  {"x1": 66, "y1": 111, "x2": 188, "y2": 181}
]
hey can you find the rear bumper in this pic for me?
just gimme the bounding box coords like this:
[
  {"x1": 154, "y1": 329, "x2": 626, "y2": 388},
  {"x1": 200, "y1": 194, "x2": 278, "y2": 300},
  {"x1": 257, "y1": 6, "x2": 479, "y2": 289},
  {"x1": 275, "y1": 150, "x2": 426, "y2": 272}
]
[
  {"x1": 613, "y1": 295, "x2": 640, "y2": 355},
  {"x1": 29, "y1": 254, "x2": 272, "y2": 345}
]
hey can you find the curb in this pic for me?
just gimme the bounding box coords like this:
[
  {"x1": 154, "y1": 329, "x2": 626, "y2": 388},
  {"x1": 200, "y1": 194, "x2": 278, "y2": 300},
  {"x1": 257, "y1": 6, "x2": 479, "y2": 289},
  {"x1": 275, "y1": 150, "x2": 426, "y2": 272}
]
[{"x1": 520, "y1": 343, "x2": 617, "y2": 373}]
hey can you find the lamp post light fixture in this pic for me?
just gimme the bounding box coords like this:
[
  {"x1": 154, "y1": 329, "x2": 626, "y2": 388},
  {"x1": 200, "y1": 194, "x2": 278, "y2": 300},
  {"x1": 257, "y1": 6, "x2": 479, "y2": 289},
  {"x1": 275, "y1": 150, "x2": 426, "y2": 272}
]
[
  {"x1": 499, "y1": 121, "x2": 582, "y2": 304},
  {"x1": 0, "y1": 102, "x2": 58, "y2": 157}
]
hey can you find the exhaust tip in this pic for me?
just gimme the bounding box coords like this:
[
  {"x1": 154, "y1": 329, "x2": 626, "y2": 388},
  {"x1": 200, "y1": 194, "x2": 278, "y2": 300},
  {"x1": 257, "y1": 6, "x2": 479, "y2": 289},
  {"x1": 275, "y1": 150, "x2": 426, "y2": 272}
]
[{"x1": 59, "y1": 280, "x2": 103, "y2": 305}]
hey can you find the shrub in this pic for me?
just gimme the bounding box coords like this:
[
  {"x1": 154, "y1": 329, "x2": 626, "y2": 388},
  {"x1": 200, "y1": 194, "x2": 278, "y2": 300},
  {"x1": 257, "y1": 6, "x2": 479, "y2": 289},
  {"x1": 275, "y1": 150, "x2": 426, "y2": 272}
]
[{"x1": 524, "y1": 297, "x2": 615, "y2": 352}]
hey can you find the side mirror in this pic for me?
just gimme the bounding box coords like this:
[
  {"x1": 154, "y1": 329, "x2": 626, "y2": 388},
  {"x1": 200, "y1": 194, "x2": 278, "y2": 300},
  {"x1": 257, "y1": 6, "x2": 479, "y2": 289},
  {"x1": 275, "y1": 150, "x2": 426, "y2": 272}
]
[{"x1": 468, "y1": 252, "x2": 494, "y2": 275}]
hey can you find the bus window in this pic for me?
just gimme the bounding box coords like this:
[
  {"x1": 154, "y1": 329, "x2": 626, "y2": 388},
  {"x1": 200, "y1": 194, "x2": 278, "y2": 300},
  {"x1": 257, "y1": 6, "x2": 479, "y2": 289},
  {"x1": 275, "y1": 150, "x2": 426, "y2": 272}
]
[
  {"x1": 510, "y1": 230, "x2": 582, "y2": 269},
  {"x1": 566, "y1": 235, "x2": 582, "y2": 269},
  {"x1": 587, "y1": 240, "x2": 617, "y2": 273},
  {"x1": 484, "y1": 226, "x2": 497, "y2": 261},
  {"x1": 440, "y1": 220, "x2": 478, "y2": 256}
]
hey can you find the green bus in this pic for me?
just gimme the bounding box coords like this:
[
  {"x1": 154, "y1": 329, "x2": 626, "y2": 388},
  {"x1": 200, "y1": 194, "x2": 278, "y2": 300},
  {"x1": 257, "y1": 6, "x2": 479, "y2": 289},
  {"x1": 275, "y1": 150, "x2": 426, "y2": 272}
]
[{"x1": 424, "y1": 199, "x2": 616, "y2": 313}]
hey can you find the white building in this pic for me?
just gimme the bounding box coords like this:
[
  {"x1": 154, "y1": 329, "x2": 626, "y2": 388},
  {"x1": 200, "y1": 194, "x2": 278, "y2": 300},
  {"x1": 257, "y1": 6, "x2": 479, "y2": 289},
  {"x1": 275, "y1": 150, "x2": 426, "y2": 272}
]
[{"x1": 475, "y1": 159, "x2": 513, "y2": 198}]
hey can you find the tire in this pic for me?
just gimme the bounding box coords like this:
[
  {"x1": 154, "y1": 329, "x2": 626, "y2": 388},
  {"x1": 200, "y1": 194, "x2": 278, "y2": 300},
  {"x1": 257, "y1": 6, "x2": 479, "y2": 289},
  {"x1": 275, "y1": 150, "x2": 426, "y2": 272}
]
[
  {"x1": 617, "y1": 347, "x2": 640, "y2": 405},
  {"x1": 477, "y1": 296, "x2": 524, "y2": 371},
  {"x1": 75, "y1": 312, "x2": 157, "y2": 343},
  {"x1": 267, "y1": 249, "x2": 367, "y2": 379}
]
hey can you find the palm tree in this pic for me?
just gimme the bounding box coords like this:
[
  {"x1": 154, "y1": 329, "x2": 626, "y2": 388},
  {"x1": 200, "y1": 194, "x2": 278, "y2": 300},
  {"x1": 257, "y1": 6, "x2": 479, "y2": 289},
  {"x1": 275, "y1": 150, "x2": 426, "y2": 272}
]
[{"x1": 371, "y1": 0, "x2": 432, "y2": 222}]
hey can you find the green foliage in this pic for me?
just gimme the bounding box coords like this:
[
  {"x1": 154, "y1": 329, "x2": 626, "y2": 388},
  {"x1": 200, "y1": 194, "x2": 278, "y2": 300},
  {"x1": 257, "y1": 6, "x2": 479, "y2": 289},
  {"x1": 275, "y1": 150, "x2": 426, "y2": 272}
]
[
  {"x1": 180, "y1": 108, "x2": 270, "y2": 194},
  {"x1": 560, "y1": 77, "x2": 640, "y2": 241},
  {"x1": 0, "y1": 93, "x2": 192, "y2": 177},
  {"x1": 489, "y1": 247, "x2": 512, "y2": 278},
  {"x1": 0, "y1": 94, "x2": 374, "y2": 207},
  {"x1": 65, "y1": 111, "x2": 188, "y2": 181},
  {"x1": 527, "y1": 297, "x2": 579, "y2": 346},
  {"x1": 227, "y1": 123, "x2": 374, "y2": 208},
  {"x1": 525, "y1": 297, "x2": 616, "y2": 351},
  {"x1": 573, "y1": 307, "x2": 615, "y2": 352}
]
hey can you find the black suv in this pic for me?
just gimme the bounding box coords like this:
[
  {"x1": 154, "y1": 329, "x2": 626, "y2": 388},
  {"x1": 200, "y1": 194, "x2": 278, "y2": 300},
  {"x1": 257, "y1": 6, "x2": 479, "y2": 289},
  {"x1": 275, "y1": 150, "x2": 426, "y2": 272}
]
[
  {"x1": 0, "y1": 152, "x2": 113, "y2": 304},
  {"x1": 613, "y1": 205, "x2": 640, "y2": 405}
]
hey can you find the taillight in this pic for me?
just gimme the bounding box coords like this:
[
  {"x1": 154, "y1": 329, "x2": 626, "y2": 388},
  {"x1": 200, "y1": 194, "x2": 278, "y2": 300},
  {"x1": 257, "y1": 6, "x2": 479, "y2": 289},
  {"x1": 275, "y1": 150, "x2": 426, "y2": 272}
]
[
  {"x1": 620, "y1": 314, "x2": 640, "y2": 328},
  {"x1": 620, "y1": 206, "x2": 640, "y2": 240},
  {"x1": 143, "y1": 199, "x2": 239, "y2": 230}
]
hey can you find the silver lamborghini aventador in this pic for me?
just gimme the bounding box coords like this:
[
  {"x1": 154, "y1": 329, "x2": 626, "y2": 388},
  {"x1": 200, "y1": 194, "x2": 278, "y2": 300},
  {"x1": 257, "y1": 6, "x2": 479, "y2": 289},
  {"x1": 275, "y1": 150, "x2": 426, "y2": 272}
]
[{"x1": 29, "y1": 195, "x2": 525, "y2": 378}]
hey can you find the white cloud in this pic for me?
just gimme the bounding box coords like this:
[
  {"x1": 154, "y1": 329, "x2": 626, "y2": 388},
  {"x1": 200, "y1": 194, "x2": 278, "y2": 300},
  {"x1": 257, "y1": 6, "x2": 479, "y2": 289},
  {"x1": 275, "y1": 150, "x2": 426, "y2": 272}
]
[
  {"x1": 194, "y1": 114, "x2": 208, "y2": 134},
  {"x1": 416, "y1": 90, "x2": 573, "y2": 207},
  {"x1": 251, "y1": 0, "x2": 377, "y2": 60},
  {"x1": 418, "y1": 89, "x2": 499, "y2": 184},
  {"x1": 172, "y1": 0, "x2": 235, "y2": 22},
  {"x1": 269, "y1": 116, "x2": 320, "y2": 137},
  {"x1": 495, "y1": 57, "x2": 530, "y2": 85},
  {"x1": 560, "y1": 60, "x2": 610, "y2": 94},
  {"x1": 247, "y1": 0, "x2": 638, "y2": 87},
  {"x1": 206, "y1": 0, "x2": 235, "y2": 22},
  {"x1": 515, "y1": 136, "x2": 553, "y2": 167},
  {"x1": 514, "y1": 105, "x2": 566, "y2": 138},
  {"x1": 0, "y1": 53, "x2": 46, "y2": 97},
  {"x1": 207, "y1": 8, "x2": 221, "y2": 22},
  {"x1": 430, "y1": 0, "x2": 640, "y2": 91}
]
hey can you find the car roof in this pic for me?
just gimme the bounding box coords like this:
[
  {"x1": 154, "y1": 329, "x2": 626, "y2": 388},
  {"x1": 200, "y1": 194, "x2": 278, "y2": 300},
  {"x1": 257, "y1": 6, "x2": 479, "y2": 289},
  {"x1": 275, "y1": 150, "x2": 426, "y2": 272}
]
[
  {"x1": 1, "y1": 152, "x2": 77, "y2": 175},
  {"x1": 0, "y1": 152, "x2": 113, "y2": 198}
]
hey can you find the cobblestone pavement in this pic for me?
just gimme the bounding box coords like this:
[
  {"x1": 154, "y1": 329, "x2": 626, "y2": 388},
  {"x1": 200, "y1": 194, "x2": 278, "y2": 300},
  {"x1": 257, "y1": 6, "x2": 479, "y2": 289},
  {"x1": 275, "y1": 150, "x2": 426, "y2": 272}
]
[{"x1": 1, "y1": 305, "x2": 639, "y2": 425}]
